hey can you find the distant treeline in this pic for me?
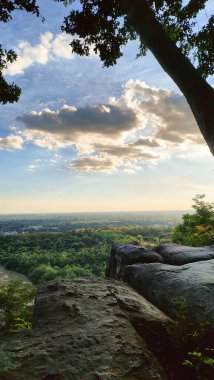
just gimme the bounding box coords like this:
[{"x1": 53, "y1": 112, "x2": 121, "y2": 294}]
[{"x1": 0, "y1": 211, "x2": 184, "y2": 233}]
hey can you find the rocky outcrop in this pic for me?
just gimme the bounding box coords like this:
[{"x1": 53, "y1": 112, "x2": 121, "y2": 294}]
[
  {"x1": 106, "y1": 243, "x2": 214, "y2": 323},
  {"x1": 0, "y1": 278, "x2": 177, "y2": 380},
  {"x1": 154, "y1": 243, "x2": 214, "y2": 265},
  {"x1": 1, "y1": 243, "x2": 214, "y2": 380},
  {"x1": 122, "y1": 259, "x2": 214, "y2": 323},
  {"x1": 105, "y1": 244, "x2": 163, "y2": 279}
]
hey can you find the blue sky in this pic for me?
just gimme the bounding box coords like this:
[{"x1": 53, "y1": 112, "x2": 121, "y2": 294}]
[{"x1": 0, "y1": 0, "x2": 213, "y2": 213}]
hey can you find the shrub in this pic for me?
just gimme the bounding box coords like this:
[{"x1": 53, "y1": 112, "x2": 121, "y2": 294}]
[
  {"x1": 0, "y1": 280, "x2": 36, "y2": 330},
  {"x1": 171, "y1": 297, "x2": 214, "y2": 380},
  {"x1": 173, "y1": 194, "x2": 214, "y2": 246}
]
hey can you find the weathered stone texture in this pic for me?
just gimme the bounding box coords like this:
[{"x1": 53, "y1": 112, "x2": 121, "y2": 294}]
[
  {"x1": 0, "y1": 278, "x2": 176, "y2": 380},
  {"x1": 122, "y1": 259, "x2": 214, "y2": 323},
  {"x1": 105, "y1": 244, "x2": 163, "y2": 279},
  {"x1": 154, "y1": 243, "x2": 214, "y2": 265}
]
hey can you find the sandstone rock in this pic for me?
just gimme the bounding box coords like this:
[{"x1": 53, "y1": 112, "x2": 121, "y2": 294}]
[
  {"x1": 154, "y1": 243, "x2": 214, "y2": 265},
  {"x1": 122, "y1": 259, "x2": 214, "y2": 323},
  {"x1": 105, "y1": 244, "x2": 163, "y2": 279},
  {"x1": 0, "y1": 278, "x2": 177, "y2": 380}
]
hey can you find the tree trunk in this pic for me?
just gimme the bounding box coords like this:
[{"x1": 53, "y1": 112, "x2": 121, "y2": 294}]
[{"x1": 122, "y1": 0, "x2": 214, "y2": 155}]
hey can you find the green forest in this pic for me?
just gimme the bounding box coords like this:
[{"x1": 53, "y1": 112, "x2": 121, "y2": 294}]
[
  {"x1": 0, "y1": 195, "x2": 213, "y2": 285},
  {"x1": 0, "y1": 225, "x2": 173, "y2": 284}
]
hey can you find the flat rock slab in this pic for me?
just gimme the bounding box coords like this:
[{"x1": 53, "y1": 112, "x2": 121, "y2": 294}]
[
  {"x1": 122, "y1": 259, "x2": 214, "y2": 323},
  {"x1": 105, "y1": 244, "x2": 163, "y2": 279},
  {"x1": 0, "y1": 278, "x2": 176, "y2": 380},
  {"x1": 154, "y1": 243, "x2": 214, "y2": 265}
]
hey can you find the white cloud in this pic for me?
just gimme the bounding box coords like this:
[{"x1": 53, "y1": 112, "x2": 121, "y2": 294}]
[
  {"x1": 26, "y1": 158, "x2": 58, "y2": 172},
  {"x1": 0, "y1": 135, "x2": 24, "y2": 150},
  {"x1": 5, "y1": 32, "x2": 53, "y2": 76},
  {"x1": 27, "y1": 164, "x2": 38, "y2": 172},
  {"x1": 51, "y1": 34, "x2": 75, "y2": 60},
  {"x1": 123, "y1": 80, "x2": 202, "y2": 143},
  {"x1": 4, "y1": 32, "x2": 95, "y2": 76},
  {"x1": 16, "y1": 80, "x2": 208, "y2": 172}
]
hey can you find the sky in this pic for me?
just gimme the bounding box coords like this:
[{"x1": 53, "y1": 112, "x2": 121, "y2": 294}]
[{"x1": 0, "y1": 0, "x2": 213, "y2": 214}]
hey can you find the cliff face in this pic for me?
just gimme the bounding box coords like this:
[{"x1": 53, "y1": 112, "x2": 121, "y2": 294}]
[
  {"x1": 1, "y1": 243, "x2": 214, "y2": 380},
  {"x1": 0, "y1": 278, "x2": 176, "y2": 380},
  {"x1": 106, "y1": 243, "x2": 214, "y2": 323}
]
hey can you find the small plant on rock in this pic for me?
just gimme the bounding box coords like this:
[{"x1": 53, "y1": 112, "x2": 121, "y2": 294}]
[
  {"x1": 0, "y1": 280, "x2": 36, "y2": 331},
  {"x1": 171, "y1": 297, "x2": 214, "y2": 380}
]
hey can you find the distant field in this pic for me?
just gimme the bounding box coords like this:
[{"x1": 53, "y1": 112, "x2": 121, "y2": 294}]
[{"x1": 0, "y1": 210, "x2": 189, "y2": 234}]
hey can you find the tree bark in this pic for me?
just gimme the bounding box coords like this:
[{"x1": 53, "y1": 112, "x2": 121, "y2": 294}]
[{"x1": 122, "y1": 0, "x2": 214, "y2": 155}]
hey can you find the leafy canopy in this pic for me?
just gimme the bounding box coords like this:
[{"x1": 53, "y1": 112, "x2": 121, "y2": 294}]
[
  {"x1": 173, "y1": 194, "x2": 214, "y2": 246},
  {"x1": 0, "y1": 279, "x2": 36, "y2": 330},
  {"x1": 0, "y1": 0, "x2": 41, "y2": 104},
  {"x1": 59, "y1": 0, "x2": 213, "y2": 77},
  {"x1": 0, "y1": 0, "x2": 213, "y2": 104}
]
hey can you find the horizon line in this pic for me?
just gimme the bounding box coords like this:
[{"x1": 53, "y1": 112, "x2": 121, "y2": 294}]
[{"x1": 0, "y1": 209, "x2": 192, "y2": 216}]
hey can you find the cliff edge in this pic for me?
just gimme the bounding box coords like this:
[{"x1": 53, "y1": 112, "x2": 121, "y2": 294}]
[{"x1": 1, "y1": 243, "x2": 214, "y2": 380}]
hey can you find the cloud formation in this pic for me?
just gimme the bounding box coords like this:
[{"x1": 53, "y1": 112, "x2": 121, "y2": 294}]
[
  {"x1": 130, "y1": 138, "x2": 160, "y2": 148},
  {"x1": 18, "y1": 103, "x2": 138, "y2": 138},
  {"x1": 123, "y1": 80, "x2": 201, "y2": 143},
  {"x1": 0, "y1": 135, "x2": 24, "y2": 150},
  {"x1": 26, "y1": 158, "x2": 58, "y2": 172},
  {"x1": 5, "y1": 32, "x2": 95, "y2": 76},
  {"x1": 68, "y1": 155, "x2": 116, "y2": 173},
  {"x1": 94, "y1": 143, "x2": 158, "y2": 160},
  {"x1": 15, "y1": 80, "x2": 206, "y2": 172}
]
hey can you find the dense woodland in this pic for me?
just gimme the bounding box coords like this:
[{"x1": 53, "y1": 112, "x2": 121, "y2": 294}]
[
  {"x1": 0, "y1": 226, "x2": 173, "y2": 284},
  {"x1": 0, "y1": 196, "x2": 213, "y2": 285}
]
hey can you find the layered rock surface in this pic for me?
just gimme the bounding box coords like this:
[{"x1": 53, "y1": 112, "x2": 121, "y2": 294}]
[
  {"x1": 154, "y1": 243, "x2": 214, "y2": 265},
  {"x1": 0, "y1": 278, "x2": 176, "y2": 380},
  {"x1": 122, "y1": 259, "x2": 214, "y2": 323},
  {"x1": 106, "y1": 243, "x2": 214, "y2": 323},
  {"x1": 1, "y1": 242, "x2": 214, "y2": 380},
  {"x1": 105, "y1": 244, "x2": 163, "y2": 279}
]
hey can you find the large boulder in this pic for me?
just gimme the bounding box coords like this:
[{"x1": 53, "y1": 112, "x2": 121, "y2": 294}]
[
  {"x1": 0, "y1": 278, "x2": 177, "y2": 380},
  {"x1": 154, "y1": 243, "x2": 214, "y2": 265},
  {"x1": 122, "y1": 259, "x2": 214, "y2": 323},
  {"x1": 105, "y1": 244, "x2": 163, "y2": 279}
]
